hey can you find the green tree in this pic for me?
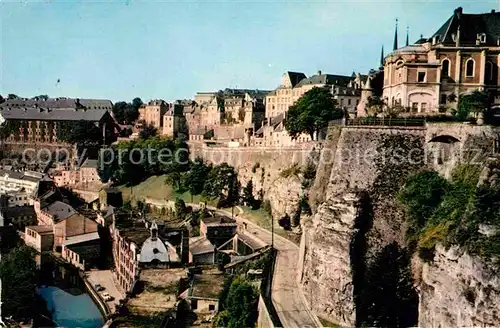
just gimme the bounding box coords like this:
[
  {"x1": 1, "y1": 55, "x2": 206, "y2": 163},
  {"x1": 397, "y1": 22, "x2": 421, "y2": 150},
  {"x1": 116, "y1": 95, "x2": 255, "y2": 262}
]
[
  {"x1": 139, "y1": 124, "x2": 158, "y2": 140},
  {"x1": 285, "y1": 87, "x2": 343, "y2": 139},
  {"x1": 0, "y1": 246, "x2": 38, "y2": 321},
  {"x1": 456, "y1": 91, "x2": 490, "y2": 121},
  {"x1": 183, "y1": 158, "x2": 212, "y2": 201},
  {"x1": 220, "y1": 278, "x2": 259, "y2": 328},
  {"x1": 398, "y1": 170, "x2": 449, "y2": 234},
  {"x1": 112, "y1": 101, "x2": 128, "y2": 123},
  {"x1": 203, "y1": 163, "x2": 238, "y2": 201},
  {"x1": 165, "y1": 171, "x2": 183, "y2": 191},
  {"x1": 7, "y1": 94, "x2": 18, "y2": 100},
  {"x1": 33, "y1": 95, "x2": 49, "y2": 100},
  {"x1": 57, "y1": 120, "x2": 102, "y2": 144},
  {"x1": 242, "y1": 180, "x2": 255, "y2": 207},
  {"x1": 175, "y1": 197, "x2": 187, "y2": 220}
]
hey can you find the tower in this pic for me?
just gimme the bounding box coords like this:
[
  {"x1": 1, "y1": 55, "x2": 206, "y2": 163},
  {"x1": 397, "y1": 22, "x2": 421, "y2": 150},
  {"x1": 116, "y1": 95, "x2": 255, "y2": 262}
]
[
  {"x1": 406, "y1": 25, "x2": 409, "y2": 46},
  {"x1": 380, "y1": 45, "x2": 385, "y2": 69},
  {"x1": 393, "y1": 18, "x2": 399, "y2": 50},
  {"x1": 356, "y1": 77, "x2": 374, "y2": 118}
]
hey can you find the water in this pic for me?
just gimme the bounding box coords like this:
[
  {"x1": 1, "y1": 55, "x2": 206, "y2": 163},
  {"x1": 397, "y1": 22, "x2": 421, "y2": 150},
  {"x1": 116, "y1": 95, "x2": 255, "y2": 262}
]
[{"x1": 38, "y1": 286, "x2": 105, "y2": 328}]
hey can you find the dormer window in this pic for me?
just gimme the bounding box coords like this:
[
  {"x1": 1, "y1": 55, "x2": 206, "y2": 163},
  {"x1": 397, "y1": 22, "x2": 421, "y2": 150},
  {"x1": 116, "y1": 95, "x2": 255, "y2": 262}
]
[
  {"x1": 432, "y1": 35, "x2": 440, "y2": 45},
  {"x1": 477, "y1": 33, "x2": 487, "y2": 43}
]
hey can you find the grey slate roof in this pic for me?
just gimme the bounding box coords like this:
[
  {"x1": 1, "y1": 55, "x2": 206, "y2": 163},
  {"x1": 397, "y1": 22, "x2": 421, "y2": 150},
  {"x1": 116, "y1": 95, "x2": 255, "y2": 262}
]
[
  {"x1": 43, "y1": 201, "x2": 77, "y2": 222},
  {"x1": 189, "y1": 236, "x2": 215, "y2": 255},
  {"x1": 0, "y1": 169, "x2": 43, "y2": 183},
  {"x1": 294, "y1": 74, "x2": 353, "y2": 88},
  {"x1": 432, "y1": 8, "x2": 500, "y2": 46},
  {"x1": 0, "y1": 107, "x2": 108, "y2": 122},
  {"x1": 0, "y1": 98, "x2": 112, "y2": 110},
  {"x1": 285, "y1": 72, "x2": 307, "y2": 87}
]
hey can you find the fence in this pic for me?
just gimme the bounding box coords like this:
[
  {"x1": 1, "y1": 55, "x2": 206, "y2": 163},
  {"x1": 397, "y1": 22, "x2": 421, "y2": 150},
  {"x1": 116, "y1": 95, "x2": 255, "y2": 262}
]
[
  {"x1": 346, "y1": 116, "x2": 426, "y2": 127},
  {"x1": 259, "y1": 248, "x2": 282, "y2": 327}
]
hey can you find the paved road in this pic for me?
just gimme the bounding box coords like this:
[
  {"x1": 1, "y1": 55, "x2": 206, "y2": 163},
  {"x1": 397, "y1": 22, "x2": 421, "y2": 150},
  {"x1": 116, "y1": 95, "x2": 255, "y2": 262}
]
[
  {"x1": 86, "y1": 269, "x2": 123, "y2": 309},
  {"x1": 216, "y1": 207, "x2": 321, "y2": 328}
]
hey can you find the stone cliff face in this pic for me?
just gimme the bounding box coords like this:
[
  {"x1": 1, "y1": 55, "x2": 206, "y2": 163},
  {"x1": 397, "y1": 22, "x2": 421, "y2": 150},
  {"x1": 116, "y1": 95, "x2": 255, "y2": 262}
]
[
  {"x1": 418, "y1": 245, "x2": 500, "y2": 327},
  {"x1": 302, "y1": 126, "x2": 425, "y2": 325},
  {"x1": 190, "y1": 143, "x2": 318, "y2": 225},
  {"x1": 301, "y1": 124, "x2": 500, "y2": 326},
  {"x1": 301, "y1": 192, "x2": 359, "y2": 327}
]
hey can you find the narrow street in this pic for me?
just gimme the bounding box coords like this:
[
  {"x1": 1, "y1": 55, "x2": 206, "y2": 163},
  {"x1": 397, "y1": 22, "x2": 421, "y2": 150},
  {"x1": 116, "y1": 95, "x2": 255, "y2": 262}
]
[{"x1": 215, "y1": 207, "x2": 321, "y2": 328}]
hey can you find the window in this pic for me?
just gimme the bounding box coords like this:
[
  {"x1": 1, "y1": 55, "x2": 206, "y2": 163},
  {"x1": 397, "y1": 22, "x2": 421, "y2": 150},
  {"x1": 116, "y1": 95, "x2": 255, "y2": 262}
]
[
  {"x1": 486, "y1": 61, "x2": 494, "y2": 82},
  {"x1": 340, "y1": 99, "x2": 344, "y2": 106},
  {"x1": 466, "y1": 58, "x2": 475, "y2": 77},
  {"x1": 442, "y1": 59, "x2": 450, "y2": 77},
  {"x1": 417, "y1": 71, "x2": 426, "y2": 83},
  {"x1": 411, "y1": 102, "x2": 418, "y2": 112},
  {"x1": 477, "y1": 33, "x2": 486, "y2": 43},
  {"x1": 348, "y1": 99, "x2": 352, "y2": 105},
  {"x1": 421, "y1": 102, "x2": 427, "y2": 113},
  {"x1": 209, "y1": 304, "x2": 215, "y2": 311},
  {"x1": 440, "y1": 94, "x2": 447, "y2": 104}
]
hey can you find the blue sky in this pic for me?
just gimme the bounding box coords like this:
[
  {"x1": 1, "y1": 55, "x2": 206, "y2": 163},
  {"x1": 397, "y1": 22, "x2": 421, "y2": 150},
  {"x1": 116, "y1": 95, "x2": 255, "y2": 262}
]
[{"x1": 1, "y1": 0, "x2": 497, "y2": 102}]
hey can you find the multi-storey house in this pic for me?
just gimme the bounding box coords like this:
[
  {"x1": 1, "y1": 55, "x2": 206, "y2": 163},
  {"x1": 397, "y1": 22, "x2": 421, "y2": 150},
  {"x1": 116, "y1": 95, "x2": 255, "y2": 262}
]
[
  {"x1": 379, "y1": 7, "x2": 500, "y2": 116},
  {"x1": 137, "y1": 100, "x2": 168, "y2": 129}
]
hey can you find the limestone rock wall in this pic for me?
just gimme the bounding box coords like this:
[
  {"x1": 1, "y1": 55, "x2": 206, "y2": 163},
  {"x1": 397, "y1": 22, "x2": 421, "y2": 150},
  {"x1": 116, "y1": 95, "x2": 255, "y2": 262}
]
[
  {"x1": 301, "y1": 192, "x2": 359, "y2": 327},
  {"x1": 189, "y1": 143, "x2": 318, "y2": 223},
  {"x1": 302, "y1": 126, "x2": 426, "y2": 324},
  {"x1": 301, "y1": 123, "x2": 499, "y2": 326},
  {"x1": 418, "y1": 245, "x2": 500, "y2": 327}
]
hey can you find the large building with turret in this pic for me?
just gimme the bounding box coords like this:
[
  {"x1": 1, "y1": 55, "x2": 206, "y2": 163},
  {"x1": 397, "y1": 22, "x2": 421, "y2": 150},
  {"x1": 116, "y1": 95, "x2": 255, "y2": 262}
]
[{"x1": 360, "y1": 7, "x2": 500, "y2": 117}]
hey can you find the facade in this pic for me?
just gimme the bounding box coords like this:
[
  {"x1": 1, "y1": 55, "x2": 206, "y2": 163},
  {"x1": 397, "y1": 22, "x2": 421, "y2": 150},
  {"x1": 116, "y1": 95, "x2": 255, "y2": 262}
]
[
  {"x1": 0, "y1": 204, "x2": 37, "y2": 230},
  {"x1": 256, "y1": 71, "x2": 363, "y2": 146},
  {"x1": 111, "y1": 216, "x2": 184, "y2": 293},
  {"x1": 61, "y1": 232, "x2": 101, "y2": 270},
  {"x1": 138, "y1": 99, "x2": 168, "y2": 129},
  {"x1": 200, "y1": 216, "x2": 237, "y2": 247},
  {"x1": 53, "y1": 159, "x2": 101, "y2": 188},
  {"x1": 380, "y1": 7, "x2": 500, "y2": 116},
  {"x1": 162, "y1": 103, "x2": 188, "y2": 138},
  {"x1": 0, "y1": 106, "x2": 116, "y2": 144},
  {"x1": 189, "y1": 236, "x2": 215, "y2": 265},
  {"x1": 24, "y1": 225, "x2": 54, "y2": 252},
  {"x1": 0, "y1": 169, "x2": 43, "y2": 195},
  {"x1": 265, "y1": 71, "x2": 361, "y2": 118}
]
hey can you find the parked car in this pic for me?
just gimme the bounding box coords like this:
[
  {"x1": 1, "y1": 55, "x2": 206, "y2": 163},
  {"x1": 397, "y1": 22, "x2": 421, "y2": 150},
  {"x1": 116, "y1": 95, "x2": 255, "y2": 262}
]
[
  {"x1": 101, "y1": 292, "x2": 114, "y2": 302},
  {"x1": 94, "y1": 284, "x2": 104, "y2": 291}
]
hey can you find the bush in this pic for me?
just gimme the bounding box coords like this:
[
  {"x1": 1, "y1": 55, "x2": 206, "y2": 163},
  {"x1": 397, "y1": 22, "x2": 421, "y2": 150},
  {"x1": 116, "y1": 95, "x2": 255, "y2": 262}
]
[
  {"x1": 280, "y1": 163, "x2": 301, "y2": 178},
  {"x1": 278, "y1": 215, "x2": 291, "y2": 230},
  {"x1": 251, "y1": 162, "x2": 260, "y2": 173}
]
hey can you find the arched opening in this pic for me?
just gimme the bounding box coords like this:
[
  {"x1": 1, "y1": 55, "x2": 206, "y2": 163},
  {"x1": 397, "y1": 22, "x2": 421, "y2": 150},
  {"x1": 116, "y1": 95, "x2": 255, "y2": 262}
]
[
  {"x1": 466, "y1": 58, "x2": 475, "y2": 77},
  {"x1": 429, "y1": 135, "x2": 460, "y2": 143},
  {"x1": 442, "y1": 59, "x2": 450, "y2": 77},
  {"x1": 486, "y1": 62, "x2": 493, "y2": 80}
]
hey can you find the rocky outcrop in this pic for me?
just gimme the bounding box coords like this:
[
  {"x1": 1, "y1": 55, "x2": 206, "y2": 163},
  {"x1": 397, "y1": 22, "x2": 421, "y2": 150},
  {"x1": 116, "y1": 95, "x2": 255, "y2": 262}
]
[
  {"x1": 190, "y1": 143, "x2": 319, "y2": 225},
  {"x1": 301, "y1": 123, "x2": 499, "y2": 325},
  {"x1": 419, "y1": 245, "x2": 500, "y2": 327},
  {"x1": 301, "y1": 192, "x2": 360, "y2": 326}
]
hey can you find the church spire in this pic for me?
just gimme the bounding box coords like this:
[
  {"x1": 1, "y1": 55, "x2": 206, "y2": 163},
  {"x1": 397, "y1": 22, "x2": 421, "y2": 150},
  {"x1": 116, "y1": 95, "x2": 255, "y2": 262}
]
[
  {"x1": 380, "y1": 45, "x2": 384, "y2": 68},
  {"x1": 393, "y1": 18, "x2": 399, "y2": 50},
  {"x1": 406, "y1": 25, "x2": 409, "y2": 46}
]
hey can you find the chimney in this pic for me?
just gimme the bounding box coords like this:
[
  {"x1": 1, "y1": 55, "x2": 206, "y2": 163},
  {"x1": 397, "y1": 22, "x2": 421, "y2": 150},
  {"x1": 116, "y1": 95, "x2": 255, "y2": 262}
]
[
  {"x1": 317, "y1": 70, "x2": 322, "y2": 75},
  {"x1": 455, "y1": 7, "x2": 463, "y2": 16},
  {"x1": 492, "y1": 9, "x2": 496, "y2": 14}
]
